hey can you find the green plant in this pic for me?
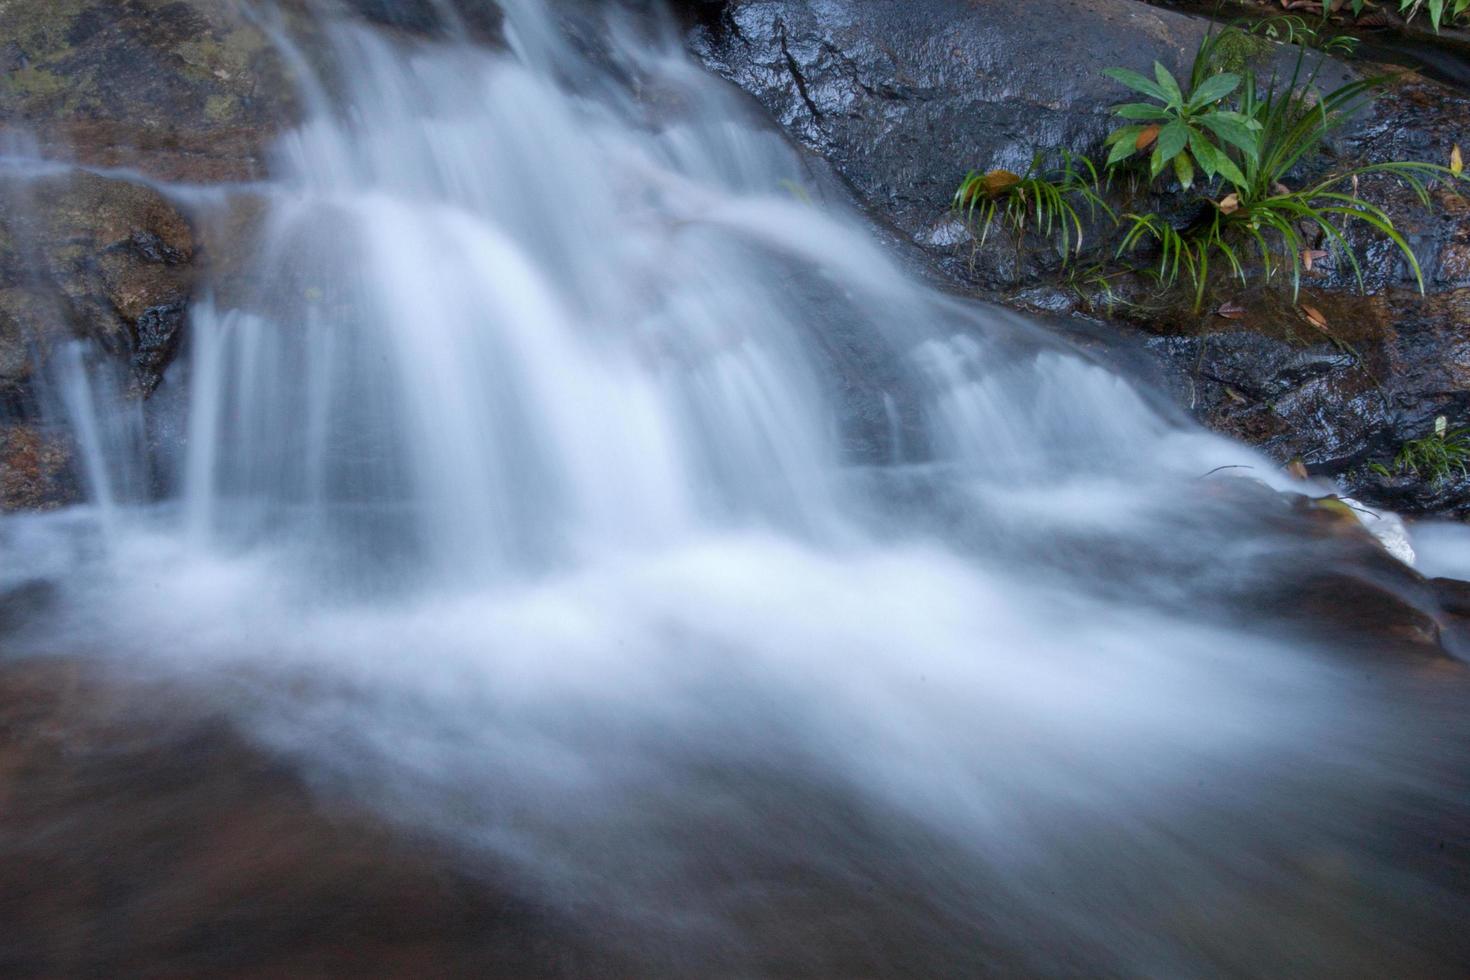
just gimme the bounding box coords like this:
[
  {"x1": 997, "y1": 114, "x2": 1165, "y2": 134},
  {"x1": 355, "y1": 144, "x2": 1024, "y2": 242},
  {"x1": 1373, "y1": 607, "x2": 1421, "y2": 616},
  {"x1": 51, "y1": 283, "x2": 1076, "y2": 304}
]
[
  {"x1": 1249, "y1": 15, "x2": 1359, "y2": 56},
  {"x1": 1102, "y1": 61, "x2": 1257, "y2": 190},
  {"x1": 1108, "y1": 26, "x2": 1461, "y2": 309},
  {"x1": 1370, "y1": 416, "x2": 1470, "y2": 482},
  {"x1": 1349, "y1": 0, "x2": 1470, "y2": 32},
  {"x1": 953, "y1": 151, "x2": 1112, "y2": 265}
]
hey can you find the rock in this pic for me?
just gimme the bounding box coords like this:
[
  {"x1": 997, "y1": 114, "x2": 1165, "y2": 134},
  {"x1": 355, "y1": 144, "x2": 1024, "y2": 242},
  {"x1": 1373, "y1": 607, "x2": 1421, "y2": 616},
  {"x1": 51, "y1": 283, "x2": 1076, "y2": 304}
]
[
  {"x1": 0, "y1": 0, "x2": 297, "y2": 183},
  {"x1": 0, "y1": 579, "x2": 58, "y2": 636},
  {"x1": 1428, "y1": 576, "x2": 1470, "y2": 657},
  {"x1": 0, "y1": 425, "x2": 77, "y2": 511},
  {"x1": 688, "y1": 0, "x2": 1211, "y2": 255},
  {"x1": 0, "y1": 170, "x2": 198, "y2": 402},
  {"x1": 0, "y1": 658, "x2": 618, "y2": 978},
  {"x1": 685, "y1": 0, "x2": 1470, "y2": 515},
  {"x1": 1243, "y1": 489, "x2": 1451, "y2": 656},
  {"x1": 1136, "y1": 285, "x2": 1470, "y2": 515}
]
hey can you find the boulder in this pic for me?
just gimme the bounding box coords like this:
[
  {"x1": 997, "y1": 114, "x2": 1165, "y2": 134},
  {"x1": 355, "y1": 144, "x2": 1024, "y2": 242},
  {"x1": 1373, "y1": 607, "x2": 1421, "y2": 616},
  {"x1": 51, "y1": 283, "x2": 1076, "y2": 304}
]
[
  {"x1": 685, "y1": 0, "x2": 1470, "y2": 514},
  {"x1": 687, "y1": 0, "x2": 1212, "y2": 249},
  {"x1": 0, "y1": 0, "x2": 501, "y2": 184},
  {"x1": 0, "y1": 0, "x2": 297, "y2": 183},
  {"x1": 0, "y1": 170, "x2": 197, "y2": 401}
]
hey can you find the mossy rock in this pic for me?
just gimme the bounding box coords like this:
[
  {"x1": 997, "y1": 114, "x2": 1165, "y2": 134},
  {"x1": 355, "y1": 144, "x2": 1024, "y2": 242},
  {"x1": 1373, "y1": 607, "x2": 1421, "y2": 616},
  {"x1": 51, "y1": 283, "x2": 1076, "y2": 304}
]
[
  {"x1": 0, "y1": 170, "x2": 197, "y2": 396},
  {"x1": 0, "y1": 0, "x2": 298, "y2": 181}
]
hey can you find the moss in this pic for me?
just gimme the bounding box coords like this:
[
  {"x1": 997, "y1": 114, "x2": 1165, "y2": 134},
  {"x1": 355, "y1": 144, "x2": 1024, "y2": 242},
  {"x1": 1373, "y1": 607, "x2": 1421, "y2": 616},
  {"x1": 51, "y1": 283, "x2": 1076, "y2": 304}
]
[
  {"x1": 1209, "y1": 29, "x2": 1271, "y2": 75},
  {"x1": 177, "y1": 21, "x2": 271, "y2": 84},
  {"x1": 2, "y1": 67, "x2": 67, "y2": 98},
  {"x1": 203, "y1": 92, "x2": 237, "y2": 122},
  {"x1": 4, "y1": 0, "x2": 89, "y2": 61}
]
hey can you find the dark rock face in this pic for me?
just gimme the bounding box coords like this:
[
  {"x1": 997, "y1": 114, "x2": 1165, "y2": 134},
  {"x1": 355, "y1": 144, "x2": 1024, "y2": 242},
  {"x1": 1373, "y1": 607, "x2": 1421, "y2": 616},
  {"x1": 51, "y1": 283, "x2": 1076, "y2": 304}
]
[
  {"x1": 689, "y1": 0, "x2": 1207, "y2": 247},
  {"x1": 687, "y1": 0, "x2": 1470, "y2": 514},
  {"x1": 1136, "y1": 286, "x2": 1470, "y2": 514}
]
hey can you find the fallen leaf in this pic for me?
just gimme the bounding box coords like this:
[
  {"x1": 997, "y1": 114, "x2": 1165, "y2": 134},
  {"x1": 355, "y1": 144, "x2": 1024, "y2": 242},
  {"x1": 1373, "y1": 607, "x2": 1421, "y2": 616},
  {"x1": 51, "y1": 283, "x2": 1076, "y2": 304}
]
[
  {"x1": 1136, "y1": 124, "x2": 1161, "y2": 152},
  {"x1": 1216, "y1": 192, "x2": 1240, "y2": 214},
  {"x1": 1272, "y1": 181, "x2": 1291, "y2": 196},
  {"x1": 1216, "y1": 301, "x2": 1247, "y2": 319},
  {"x1": 1302, "y1": 249, "x2": 1328, "y2": 271},
  {"x1": 1301, "y1": 303, "x2": 1329, "y2": 331},
  {"x1": 1285, "y1": 458, "x2": 1309, "y2": 480},
  {"x1": 1454, "y1": 144, "x2": 1464, "y2": 176},
  {"x1": 980, "y1": 169, "x2": 1022, "y2": 198}
]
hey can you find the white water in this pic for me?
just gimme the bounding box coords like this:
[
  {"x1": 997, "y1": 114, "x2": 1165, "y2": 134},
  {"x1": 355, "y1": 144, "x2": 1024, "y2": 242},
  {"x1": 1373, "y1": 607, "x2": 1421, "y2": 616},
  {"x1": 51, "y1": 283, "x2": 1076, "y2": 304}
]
[{"x1": 3, "y1": 2, "x2": 1468, "y2": 974}]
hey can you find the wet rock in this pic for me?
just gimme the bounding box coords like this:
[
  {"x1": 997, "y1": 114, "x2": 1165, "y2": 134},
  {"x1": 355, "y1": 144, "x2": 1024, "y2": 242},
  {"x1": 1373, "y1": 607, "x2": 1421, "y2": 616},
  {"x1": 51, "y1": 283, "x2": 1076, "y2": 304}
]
[
  {"x1": 686, "y1": 0, "x2": 1470, "y2": 514},
  {"x1": 1134, "y1": 285, "x2": 1470, "y2": 515},
  {"x1": 1242, "y1": 490, "x2": 1451, "y2": 656},
  {"x1": 0, "y1": 658, "x2": 618, "y2": 978},
  {"x1": 0, "y1": 580, "x2": 57, "y2": 637},
  {"x1": 130, "y1": 301, "x2": 187, "y2": 396},
  {"x1": 1428, "y1": 576, "x2": 1470, "y2": 658},
  {"x1": 0, "y1": 0, "x2": 298, "y2": 183},
  {"x1": 340, "y1": 0, "x2": 503, "y2": 37},
  {"x1": 0, "y1": 425, "x2": 77, "y2": 511},
  {"x1": 688, "y1": 0, "x2": 1210, "y2": 262},
  {"x1": 0, "y1": 170, "x2": 197, "y2": 402}
]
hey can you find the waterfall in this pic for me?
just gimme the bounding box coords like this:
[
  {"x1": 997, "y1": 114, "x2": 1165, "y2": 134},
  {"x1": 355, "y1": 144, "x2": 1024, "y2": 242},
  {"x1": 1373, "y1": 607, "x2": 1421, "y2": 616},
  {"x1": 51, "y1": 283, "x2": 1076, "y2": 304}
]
[{"x1": 3, "y1": 2, "x2": 1468, "y2": 974}]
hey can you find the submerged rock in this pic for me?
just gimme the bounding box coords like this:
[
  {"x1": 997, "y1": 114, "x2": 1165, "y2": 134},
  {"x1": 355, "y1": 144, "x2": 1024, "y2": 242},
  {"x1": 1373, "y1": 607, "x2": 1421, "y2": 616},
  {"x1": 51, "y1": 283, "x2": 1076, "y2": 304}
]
[{"x1": 0, "y1": 658, "x2": 615, "y2": 978}]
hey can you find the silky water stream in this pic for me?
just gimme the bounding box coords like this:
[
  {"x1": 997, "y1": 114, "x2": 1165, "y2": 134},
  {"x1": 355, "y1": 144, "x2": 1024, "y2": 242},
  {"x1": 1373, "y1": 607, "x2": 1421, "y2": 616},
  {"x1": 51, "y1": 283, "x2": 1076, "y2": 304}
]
[{"x1": 2, "y1": 2, "x2": 1468, "y2": 975}]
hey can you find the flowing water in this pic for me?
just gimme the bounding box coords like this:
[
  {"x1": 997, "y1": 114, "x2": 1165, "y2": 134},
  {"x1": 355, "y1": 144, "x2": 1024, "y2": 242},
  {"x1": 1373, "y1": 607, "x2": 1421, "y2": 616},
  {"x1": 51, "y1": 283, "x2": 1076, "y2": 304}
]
[{"x1": 3, "y1": 1, "x2": 1469, "y2": 975}]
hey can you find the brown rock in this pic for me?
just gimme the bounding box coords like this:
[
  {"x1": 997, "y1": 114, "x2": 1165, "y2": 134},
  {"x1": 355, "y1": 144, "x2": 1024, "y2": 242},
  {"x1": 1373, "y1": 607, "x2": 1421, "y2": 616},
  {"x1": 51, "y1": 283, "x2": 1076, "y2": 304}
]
[
  {"x1": 0, "y1": 658, "x2": 616, "y2": 978},
  {"x1": 0, "y1": 0, "x2": 297, "y2": 182},
  {"x1": 0, "y1": 424, "x2": 77, "y2": 511},
  {"x1": 0, "y1": 170, "x2": 197, "y2": 399}
]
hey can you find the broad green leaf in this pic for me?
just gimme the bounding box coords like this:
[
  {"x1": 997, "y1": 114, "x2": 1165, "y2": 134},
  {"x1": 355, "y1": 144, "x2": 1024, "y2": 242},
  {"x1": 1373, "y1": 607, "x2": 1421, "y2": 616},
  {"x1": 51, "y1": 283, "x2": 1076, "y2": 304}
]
[
  {"x1": 1188, "y1": 72, "x2": 1241, "y2": 109},
  {"x1": 1187, "y1": 130, "x2": 1220, "y2": 178},
  {"x1": 1214, "y1": 152, "x2": 1249, "y2": 192},
  {"x1": 1197, "y1": 113, "x2": 1260, "y2": 160},
  {"x1": 1174, "y1": 151, "x2": 1195, "y2": 190},
  {"x1": 1104, "y1": 124, "x2": 1146, "y2": 147},
  {"x1": 1103, "y1": 67, "x2": 1168, "y2": 102},
  {"x1": 1106, "y1": 133, "x2": 1141, "y2": 166},
  {"x1": 1114, "y1": 103, "x2": 1172, "y2": 120},
  {"x1": 1155, "y1": 120, "x2": 1189, "y2": 165},
  {"x1": 1150, "y1": 142, "x2": 1173, "y2": 178},
  {"x1": 1153, "y1": 62, "x2": 1185, "y2": 107}
]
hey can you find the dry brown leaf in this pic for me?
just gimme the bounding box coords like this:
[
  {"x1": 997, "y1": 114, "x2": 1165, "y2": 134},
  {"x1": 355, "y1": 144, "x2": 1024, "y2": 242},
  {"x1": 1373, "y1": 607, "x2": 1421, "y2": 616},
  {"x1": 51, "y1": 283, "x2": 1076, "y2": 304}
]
[
  {"x1": 1272, "y1": 181, "x2": 1291, "y2": 197},
  {"x1": 1216, "y1": 301, "x2": 1247, "y2": 319},
  {"x1": 980, "y1": 169, "x2": 1022, "y2": 198},
  {"x1": 1453, "y1": 144, "x2": 1464, "y2": 176},
  {"x1": 1216, "y1": 193, "x2": 1240, "y2": 214},
  {"x1": 1302, "y1": 249, "x2": 1328, "y2": 271},
  {"x1": 1136, "y1": 124, "x2": 1161, "y2": 152},
  {"x1": 1285, "y1": 458, "x2": 1309, "y2": 480},
  {"x1": 1301, "y1": 304, "x2": 1329, "y2": 331}
]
